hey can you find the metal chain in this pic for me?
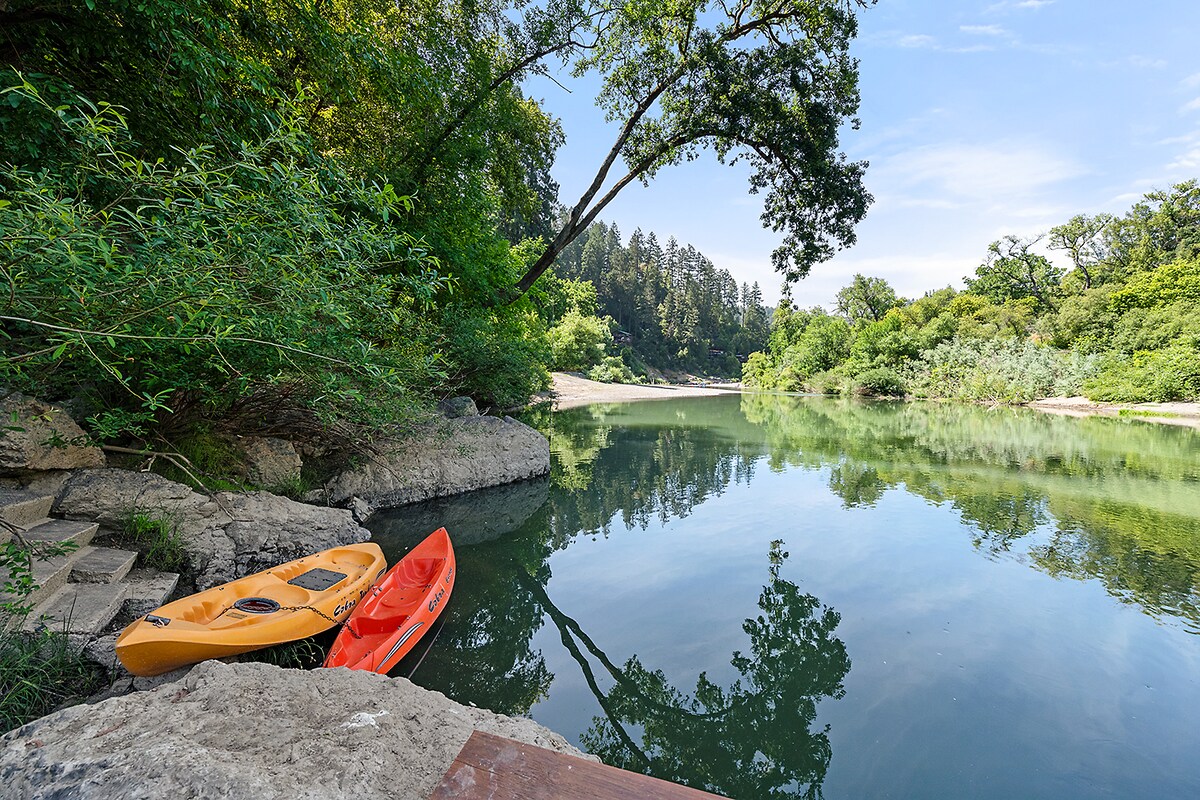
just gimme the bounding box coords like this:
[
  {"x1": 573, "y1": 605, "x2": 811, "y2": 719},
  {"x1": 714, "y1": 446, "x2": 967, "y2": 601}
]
[{"x1": 280, "y1": 604, "x2": 342, "y2": 626}]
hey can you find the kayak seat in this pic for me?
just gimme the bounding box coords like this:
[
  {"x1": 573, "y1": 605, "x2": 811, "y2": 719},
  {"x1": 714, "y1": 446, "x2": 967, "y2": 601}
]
[{"x1": 354, "y1": 615, "x2": 403, "y2": 636}]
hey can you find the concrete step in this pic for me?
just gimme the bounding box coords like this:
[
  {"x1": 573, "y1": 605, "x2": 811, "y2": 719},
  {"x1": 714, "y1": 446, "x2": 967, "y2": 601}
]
[
  {"x1": 24, "y1": 582, "x2": 130, "y2": 638},
  {"x1": 0, "y1": 549, "x2": 77, "y2": 611},
  {"x1": 23, "y1": 518, "x2": 98, "y2": 548},
  {"x1": 70, "y1": 546, "x2": 138, "y2": 584},
  {"x1": 122, "y1": 569, "x2": 181, "y2": 619},
  {"x1": 0, "y1": 490, "x2": 54, "y2": 543}
]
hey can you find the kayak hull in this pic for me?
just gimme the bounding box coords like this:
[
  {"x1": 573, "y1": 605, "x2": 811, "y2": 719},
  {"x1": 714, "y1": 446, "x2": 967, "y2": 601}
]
[
  {"x1": 323, "y1": 527, "x2": 455, "y2": 674},
  {"x1": 115, "y1": 543, "x2": 385, "y2": 677}
]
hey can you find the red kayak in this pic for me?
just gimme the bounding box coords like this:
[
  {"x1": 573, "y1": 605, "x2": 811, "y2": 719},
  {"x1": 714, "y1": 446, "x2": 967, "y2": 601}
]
[{"x1": 323, "y1": 527, "x2": 455, "y2": 674}]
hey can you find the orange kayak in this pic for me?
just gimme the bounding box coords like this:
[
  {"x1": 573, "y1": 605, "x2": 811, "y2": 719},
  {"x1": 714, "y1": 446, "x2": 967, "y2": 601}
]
[
  {"x1": 323, "y1": 527, "x2": 455, "y2": 673},
  {"x1": 116, "y1": 543, "x2": 385, "y2": 677}
]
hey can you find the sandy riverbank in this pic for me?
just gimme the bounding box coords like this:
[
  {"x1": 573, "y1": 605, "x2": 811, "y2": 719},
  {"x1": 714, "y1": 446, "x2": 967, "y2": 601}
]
[
  {"x1": 1028, "y1": 396, "x2": 1200, "y2": 428},
  {"x1": 544, "y1": 372, "x2": 742, "y2": 410}
]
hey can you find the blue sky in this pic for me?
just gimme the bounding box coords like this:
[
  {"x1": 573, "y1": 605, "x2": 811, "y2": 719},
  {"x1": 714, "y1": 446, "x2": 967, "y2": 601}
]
[{"x1": 529, "y1": 0, "x2": 1200, "y2": 308}]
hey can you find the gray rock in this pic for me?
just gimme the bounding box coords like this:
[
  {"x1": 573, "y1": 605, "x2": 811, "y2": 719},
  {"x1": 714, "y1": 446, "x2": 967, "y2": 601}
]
[
  {"x1": 55, "y1": 470, "x2": 370, "y2": 589},
  {"x1": 325, "y1": 416, "x2": 549, "y2": 515},
  {"x1": 221, "y1": 435, "x2": 302, "y2": 489},
  {"x1": 0, "y1": 660, "x2": 589, "y2": 800},
  {"x1": 0, "y1": 393, "x2": 105, "y2": 475},
  {"x1": 437, "y1": 395, "x2": 479, "y2": 418}
]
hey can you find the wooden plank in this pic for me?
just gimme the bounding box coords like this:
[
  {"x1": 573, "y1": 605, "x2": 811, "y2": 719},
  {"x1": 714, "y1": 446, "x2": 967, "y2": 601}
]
[{"x1": 429, "y1": 730, "x2": 726, "y2": 800}]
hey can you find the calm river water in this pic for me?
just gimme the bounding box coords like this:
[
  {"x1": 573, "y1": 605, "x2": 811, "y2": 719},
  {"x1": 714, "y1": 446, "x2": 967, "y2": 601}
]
[{"x1": 366, "y1": 394, "x2": 1200, "y2": 799}]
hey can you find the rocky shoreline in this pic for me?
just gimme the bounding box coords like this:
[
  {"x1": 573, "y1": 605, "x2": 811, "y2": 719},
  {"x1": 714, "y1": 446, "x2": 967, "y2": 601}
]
[{"x1": 0, "y1": 391, "x2": 560, "y2": 798}]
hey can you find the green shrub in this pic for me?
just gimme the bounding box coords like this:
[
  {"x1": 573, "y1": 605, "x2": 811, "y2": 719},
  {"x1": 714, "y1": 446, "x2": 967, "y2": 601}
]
[
  {"x1": 1084, "y1": 343, "x2": 1200, "y2": 402},
  {"x1": 441, "y1": 306, "x2": 551, "y2": 409},
  {"x1": 1, "y1": 80, "x2": 444, "y2": 445},
  {"x1": 911, "y1": 338, "x2": 1100, "y2": 403},
  {"x1": 851, "y1": 367, "x2": 906, "y2": 397},
  {"x1": 587, "y1": 356, "x2": 640, "y2": 384},
  {"x1": 548, "y1": 311, "x2": 613, "y2": 371}
]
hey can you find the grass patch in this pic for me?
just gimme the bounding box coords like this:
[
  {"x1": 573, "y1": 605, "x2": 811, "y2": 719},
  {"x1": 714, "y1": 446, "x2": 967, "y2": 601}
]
[
  {"x1": 253, "y1": 635, "x2": 329, "y2": 670},
  {"x1": 0, "y1": 624, "x2": 107, "y2": 733},
  {"x1": 1117, "y1": 409, "x2": 1183, "y2": 419},
  {"x1": 123, "y1": 511, "x2": 189, "y2": 573}
]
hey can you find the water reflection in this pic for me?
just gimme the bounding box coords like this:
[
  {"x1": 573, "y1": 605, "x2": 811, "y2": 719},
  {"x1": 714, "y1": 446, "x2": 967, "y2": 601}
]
[
  {"x1": 576, "y1": 542, "x2": 849, "y2": 800},
  {"x1": 531, "y1": 395, "x2": 1200, "y2": 629},
  {"x1": 366, "y1": 394, "x2": 1200, "y2": 799}
]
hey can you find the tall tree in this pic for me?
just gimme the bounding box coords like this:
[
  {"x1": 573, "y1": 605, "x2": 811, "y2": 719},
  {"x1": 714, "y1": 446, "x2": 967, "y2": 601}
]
[
  {"x1": 966, "y1": 235, "x2": 1063, "y2": 311},
  {"x1": 1048, "y1": 213, "x2": 1114, "y2": 290},
  {"x1": 509, "y1": 0, "x2": 876, "y2": 299},
  {"x1": 835, "y1": 273, "x2": 898, "y2": 323}
]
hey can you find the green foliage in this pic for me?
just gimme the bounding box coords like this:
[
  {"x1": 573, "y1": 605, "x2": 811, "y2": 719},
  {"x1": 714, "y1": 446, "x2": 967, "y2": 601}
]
[
  {"x1": 2, "y1": 539, "x2": 79, "y2": 616},
  {"x1": 850, "y1": 367, "x2": 906, "y2": 398},
  {"x1": 123, "y1": 511, "x2": 189, "y2": 573},
  {"x1": 1109, "y1": 257, "x2": 1200, "y2": 312},
  {"x1": 1084, "y1": 344, "x2": 1200, "y2": 403},
  {"x1": 0, "y1": 625, "x2": 106, "y2": 733},
  {"x1": 965, "y1": 235, "x2": 1062, "y2": 311},
  {"x1": 1, "y1": 80, "x2": 444, "y2": 443},
  {"x1": 548, "y1": 311, "x2": 613, "y2": 372},
  {"x1": 836, "y1": 274, "x2": 899, "y2": 323},
  {"x1": 912, "y1": 338, "x2": 1100, "y2": 403},
  {"x1": 587, "y1": 356, "x2": 641, "y2": 385},
  {"x1": 441, "y1": 307, "x2": 551, "y2": 410},
  {"x1": 512, "y1": 0, "x2": 876, "y2": 295}
]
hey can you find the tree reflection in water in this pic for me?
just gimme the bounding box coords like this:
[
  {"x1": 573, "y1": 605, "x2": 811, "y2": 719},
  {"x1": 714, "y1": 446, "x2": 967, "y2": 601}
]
[{"x1": 522, "y1": 542, "x2": 849, "y2": 800}]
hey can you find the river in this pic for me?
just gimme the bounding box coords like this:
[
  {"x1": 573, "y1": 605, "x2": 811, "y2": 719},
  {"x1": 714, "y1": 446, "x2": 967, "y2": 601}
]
[{"x1": 366, "y1": 394, "x2": 1200, "y2": 799}]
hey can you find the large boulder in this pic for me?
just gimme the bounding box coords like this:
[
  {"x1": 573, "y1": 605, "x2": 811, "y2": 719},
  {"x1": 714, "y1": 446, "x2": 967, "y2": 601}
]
[
  {"x1": 324, "y1": 416, "x2": 549, "y2": 516},
  {"x1": 0, "y1": 393, "x2": 105, "y2": 475},
  {"x1": 221, "y1": 435, "x2": 302, "y2": 490},
  {"x1": 0, "y1": 660, "x2": 588, "y2": 800},
  {"x1": 55, "y1": 469, "x2": 370, "y2": 588}
]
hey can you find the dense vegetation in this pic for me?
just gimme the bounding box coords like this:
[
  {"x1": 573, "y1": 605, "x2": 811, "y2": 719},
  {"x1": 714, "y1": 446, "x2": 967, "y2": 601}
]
[
  {"x1": 548, "y1": 221, "x2": 770, "y2": 379},
  {"x1": 744, "y1": 181, "x2": 1200, "y2": 403},
  {"x1": 1, "y1": 0, "x2": 873, "y2": 458}
]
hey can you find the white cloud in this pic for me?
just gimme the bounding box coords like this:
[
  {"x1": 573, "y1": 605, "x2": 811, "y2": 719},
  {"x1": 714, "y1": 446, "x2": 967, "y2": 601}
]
[
  {"x1": 875, "y1": 142, "x2": 1085, "y2": 204},
  {"x1": 1016, "y1": 0, "x2": 1054, "y2": 8},
  {"x1": 1181, "y1": 98, "x2": 1200, "y2": 114},
  {"x1": 960, "y1": 24, "x2": 1007, "y2": 36},
  {"x1": 1183, "y1": 73, "x2": 1200, "y2": 89},
  {"x1": 897, "y1": 34, "x2": 938, "y2": 49},
  {"x1": 1126, "y1": 55, "x2": 1167, "y2": 69}
]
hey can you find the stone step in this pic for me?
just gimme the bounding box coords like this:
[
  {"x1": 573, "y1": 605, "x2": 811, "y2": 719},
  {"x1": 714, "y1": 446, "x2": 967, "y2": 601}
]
[
  {"x1": 70, "y1": 546, "x2": 138, "y2": 584},
  {"x1": 24, "y1": 582, "x2": 130, "y2": 638},
  {"x1": 0, "y1": 490, "x2": 54, "y2": 543},
  {"x1": 23, "y1": 518, "x2": 98, "y2": 548},
  {"x1": 0, "y1": 549, "x2": 77, "y2": 611},
  {"x1": 122, "y1": 569, "x2": 181, "y2": 619}
]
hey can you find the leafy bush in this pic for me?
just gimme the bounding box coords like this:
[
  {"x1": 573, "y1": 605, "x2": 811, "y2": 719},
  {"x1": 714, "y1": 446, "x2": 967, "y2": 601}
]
[
  {"x1": 1084, "y1": 343, "x2": 1200, "y2": 402},
  {"x1": 851, "y1": 367, "x2": 906, "y2": 397},
  {"x1": 441, "y1": 306, "x2": 550, "y2": 409},
  {"x1": 587, "y1": 356, "x2": 640, "y2": 384},
  {"x1": 548, "y1": 311, "x2": 612, "y2": 371},
  {"x1": 1, "y1": 80, "x2": 444, "y2": 444},
  {"x1": 911, "y1": 338, "x2": 1101, "y2": 403}
]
